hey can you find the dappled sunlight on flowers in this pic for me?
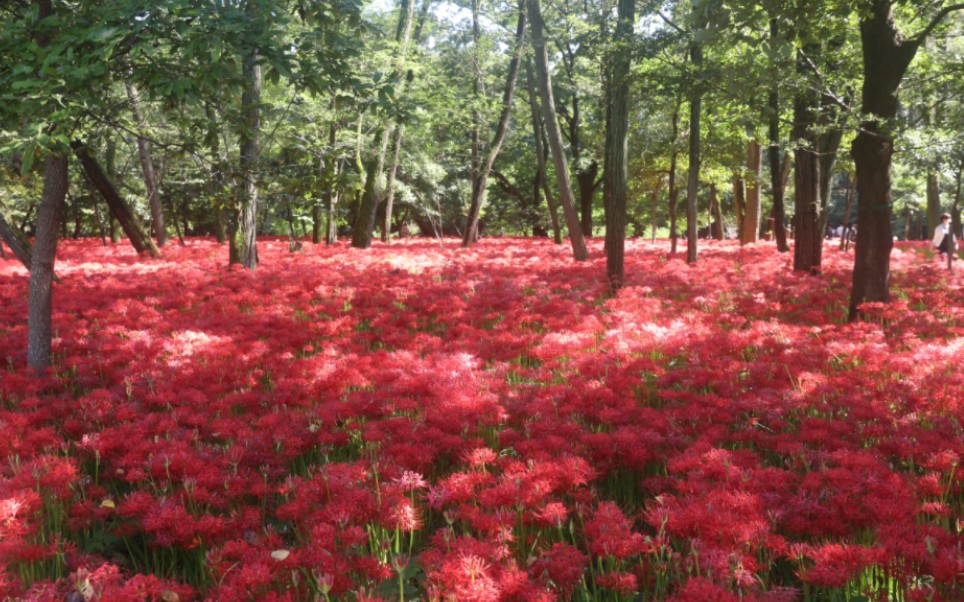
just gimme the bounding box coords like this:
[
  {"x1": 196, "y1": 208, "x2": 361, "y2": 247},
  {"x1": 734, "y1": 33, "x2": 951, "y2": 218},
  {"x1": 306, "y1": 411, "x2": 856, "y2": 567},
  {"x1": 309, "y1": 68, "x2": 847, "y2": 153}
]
[{"x1": 0, "y1": 237, "x2": 963, "y2": 599}]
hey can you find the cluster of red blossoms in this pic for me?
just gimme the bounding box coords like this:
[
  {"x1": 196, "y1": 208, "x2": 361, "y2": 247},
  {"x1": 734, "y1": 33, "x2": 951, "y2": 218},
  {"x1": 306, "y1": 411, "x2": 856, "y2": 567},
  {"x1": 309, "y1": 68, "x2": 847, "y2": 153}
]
[{"x1": 1, "y1": 237, "x2": 963, "y2": 601}]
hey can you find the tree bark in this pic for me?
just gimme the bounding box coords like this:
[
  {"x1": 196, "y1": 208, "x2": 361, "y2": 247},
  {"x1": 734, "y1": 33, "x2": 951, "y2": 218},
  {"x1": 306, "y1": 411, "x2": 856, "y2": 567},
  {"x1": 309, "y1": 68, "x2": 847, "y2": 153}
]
[
  {"x1": 27, "y1": 154, "x2": 68, "y2": 370},
  {"x1": 463, "y1": 3, "x2": 526, "y2": 247},
  {"x1": 768, "y1": 19, "x2": 789, "y2": 253},
  {"x1": 668, "y1": 103, "x2": 680, "y2": 255},
  {"x1": 0, "y1": 208, "x2": 33, "y2": 269},
  {"x1": 848, "y1": 0, "x2": 928, "y2": 321},
  {"x1": 793, "y1": 67, "x2": 822, "y2": 274},
  {"x1": 230, "y1": 42, "x2": 261, "y2": 268},
  {"x1": 72, "y1": 141, "x2": 160, "y2": 257},
  {"x1": 927, "y1": 172, "x2": 941, "y2": 234},
  {"x1": 527, "y1": 0, "x2": 588, "y2": 261},
  {"x1": 733, "y1": 172, "x2": 745, "y2": 242},
  {"x1": 709, "y1": 183, "x2": 723, "y2": 239},
  {"x1": 685, "y1": 19, "x2": 705, "y2": 264},
  {"x1": 840, "y1": 173, "x2": 857, "y2": 250},
  {"x1": 743, "y1": 141, "x2": 762, "y2": 244},
  {"x1": 577, "y1": 164, "x2": 597, "y2": 238},
  {"x1": 603, "y1": 0, "x2": 634, "y2": 288},
  {"x1": 126, "y1": 83, "x2": 168, "y2": 246},
  {"x1": 526, "y1": 60, "x2": 563, "y2": 244}
]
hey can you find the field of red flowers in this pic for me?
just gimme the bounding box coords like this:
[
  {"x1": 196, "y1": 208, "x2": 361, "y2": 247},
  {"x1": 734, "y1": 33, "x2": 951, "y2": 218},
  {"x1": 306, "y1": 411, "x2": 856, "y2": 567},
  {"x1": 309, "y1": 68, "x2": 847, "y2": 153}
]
[{"x1": 1, "y1": 237, "x2": 964, "y2": 601}]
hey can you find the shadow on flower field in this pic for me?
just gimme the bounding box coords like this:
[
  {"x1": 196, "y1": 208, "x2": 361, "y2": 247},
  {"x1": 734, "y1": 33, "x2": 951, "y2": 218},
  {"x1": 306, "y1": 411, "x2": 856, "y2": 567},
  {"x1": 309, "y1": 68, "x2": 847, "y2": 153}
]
[{"x1": 2, "y1": 237, "x2": 964, "y2": 601}]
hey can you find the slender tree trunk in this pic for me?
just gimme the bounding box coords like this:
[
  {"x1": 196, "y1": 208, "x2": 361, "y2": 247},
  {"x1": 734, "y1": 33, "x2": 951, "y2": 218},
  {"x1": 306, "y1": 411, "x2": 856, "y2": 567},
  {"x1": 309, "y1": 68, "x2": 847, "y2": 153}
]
[
  {"x1": 526, "y1": 60, "x2": 562, "y2": 244},
  {"x1": 230, "y1": 43, "x2": 262, "y2": 268},
  {"x1": 0, "y1": 208, "x2": 33, "y2": 269},
  {"x1": 840, "y1": 174, "x2": 857, "y2": 250},
  {"x1": 768, "y1": 20, "x2": 789, "y2": 252},
  {"x1": 527, "y1": 0, "x2": 588, "y2": 261},
  {"x1": 27, "y1": 154, "x2": 68, "y2": 370},
  {"x1": 685, "y1": 22, "x2": 705, "y2": 264},
  {"x1": 382, "y1": 126, "x2": 405, "y2": 243},
  {"x1": 650, "y1": 176, "x2": 663, "y2": 242},
  {"x1": 72, "y1": 141, "x2": 160, "y2": 257},
  {"x1": 126, "y1": 83, "x2": 168, "y2": 246},
  {"x1": 603, "y1": 0, "x2": 634, "y2": 288},
  {"x1": 927, "y1": 172, "x2": 941, "y2": 234},
  {"x1": 463, "y1": 3, "x2": 526, "y2": 247},
  {"x1": 709, "y1": 183, "x2": 723, "y2": 239},
  {"x1": 733, "y1": 172, "x2": 745, "y2": 242},
  {"x1": 103, "y1": 141, "x2": 123, "y2": 243},
  {"x1": 743, "y1": 141, "x2": 762, "y2": 244},
  {"x1": 668, "y1": 103, "x2": 680, "y2": 255}
]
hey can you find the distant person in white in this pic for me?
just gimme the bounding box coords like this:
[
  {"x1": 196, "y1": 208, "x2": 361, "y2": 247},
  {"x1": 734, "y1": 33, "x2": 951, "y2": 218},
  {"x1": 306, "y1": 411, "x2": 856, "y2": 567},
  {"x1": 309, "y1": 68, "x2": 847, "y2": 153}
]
[{"x1": 933, "y1": 213, "x2": 955, "y2": 256}]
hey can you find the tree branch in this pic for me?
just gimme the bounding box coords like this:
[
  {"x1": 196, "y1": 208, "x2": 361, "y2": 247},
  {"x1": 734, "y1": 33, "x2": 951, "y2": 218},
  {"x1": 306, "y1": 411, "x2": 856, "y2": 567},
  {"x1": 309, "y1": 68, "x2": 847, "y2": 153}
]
[{"x1": 912, "y1": 3, "x2": 964, "y2": 42}]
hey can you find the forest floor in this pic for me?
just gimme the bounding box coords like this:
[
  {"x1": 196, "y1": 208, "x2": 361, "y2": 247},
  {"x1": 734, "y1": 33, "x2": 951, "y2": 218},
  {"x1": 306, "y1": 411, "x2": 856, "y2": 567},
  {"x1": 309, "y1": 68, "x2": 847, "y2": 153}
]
[{"x1": 2, "y1": 237, "x2": 964, "y2": 601}]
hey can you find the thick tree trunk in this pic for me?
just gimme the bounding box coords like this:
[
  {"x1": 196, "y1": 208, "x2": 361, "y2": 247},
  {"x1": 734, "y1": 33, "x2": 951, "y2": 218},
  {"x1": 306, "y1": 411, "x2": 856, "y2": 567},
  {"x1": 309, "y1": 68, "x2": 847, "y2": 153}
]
[
  {"x1": 27, "y1": 154, "x2": 68, "y2": 370},
  {"x1": 793, "y1": 45, "x2": 823, "y2": 274},
  {"x1": 848, "y1": 0, "x2": 927, "y2": 321},
  {"x1": 352, "y1": 129, "x2": 390, "y2": 248},
  {"x1": 603, "y1": 0, "x2": 633, "y2": 288},
  {"x1": 463, "y1": 3, "x2": 526, "y2": 247},
  {"x1": 0, "y1": 208, "x2": 33, "y2": 269},
  {"x1": 126, "y1": 83, "x2": 168, "y2": 246},
  {"x1": 577, "y1": 164, "x2": 597, "y2": 238},
  {"x1": 743, "y1": 141, "x2": 762, "y2": 244},
  {"x1": 230, "y1": 45, "x2": 261, "y2": 268},
  {"x1": 527, "y1": 0, "x2": 588, "y2": 261},
  {"x1": 72, "y1": 142, "x2": 160, "y2": 257}
]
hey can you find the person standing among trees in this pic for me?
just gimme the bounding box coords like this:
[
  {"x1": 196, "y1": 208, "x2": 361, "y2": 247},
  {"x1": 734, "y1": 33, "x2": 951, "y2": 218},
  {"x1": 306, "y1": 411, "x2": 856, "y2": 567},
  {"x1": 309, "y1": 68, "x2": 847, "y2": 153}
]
[{"x1": 933, "y1": 213, "x2": 955, "y2": 256}]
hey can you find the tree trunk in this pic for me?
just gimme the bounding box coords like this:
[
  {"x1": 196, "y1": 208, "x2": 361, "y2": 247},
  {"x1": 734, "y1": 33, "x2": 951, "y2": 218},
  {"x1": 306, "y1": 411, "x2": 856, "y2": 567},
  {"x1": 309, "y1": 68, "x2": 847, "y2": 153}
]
[
  {"x1": 463, "y1": 4, "x2": 526, "y2": 247},
  {"x1": 793, "y1": 44, "x2": 823, "y2": 273},
  {"x1": 526, "y1": 60, "x2": 562, "y2": 244},
  {"x1": 743, "y1": 141, "x2": 762, "y2": 244},
  {"x1": 685, "y1": 19, "x2": 705, "y2": 264},
  {"x1": 650, "y1": 176, "x2": 663, "y2": 242},
  {"x1": 103, "y1": 140, "x2": 123, "y2": 244},
  {"x1": 0, "y1": 208, "x2": 33, "y2": 269},
  {"x1": 840, "y1": 174, "x2": 857, "y2": 250},
  {"x1": 72, "y1": 141, "x2": 160, "y2": 257},
  {"x1": 927, "y1": 172, "x2": 941, "y2": 234},
  {"x1": 603, "y1": 0, "x2": 634, "y2": 288},
  {"x1": 230, "y1": 43, "x2": 261, "y2": 268},
  {"x1": 27, "y1": 154, "x2": 68, "y2": 370},
  {"x1": 848, "y1": 0, "x2": 926, "y2": 321},
  {"x1": 768, "y1": 20, "x2": 789, "y2": 252},
  {"x1": 126, "y1": 83, "x2": 168, "y2": 246},
  {"x1": 527, "y1": 0, "x2": 588, "y2": 261},
  {"x1": 733, "y1": 172, "x2": 745, "y2": 243},
  {"x1": 709, "y1": 183, "x2": 723, "y2": 239},
  {"x1": 577, "y1": 164, "x2": 597, "y2": 238},
  {"x1": 668, "y1": 103, "x2": 680, "y2": 255}
]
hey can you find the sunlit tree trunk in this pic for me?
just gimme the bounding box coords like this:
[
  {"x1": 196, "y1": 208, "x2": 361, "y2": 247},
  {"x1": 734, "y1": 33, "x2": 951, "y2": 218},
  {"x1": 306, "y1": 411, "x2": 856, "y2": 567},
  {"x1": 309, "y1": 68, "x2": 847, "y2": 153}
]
[
  {"x1": 527, "y1": 0, "x2": 588, "y2": 261},
  {"x1": 463, "y1": 2, "x2": 526, "y2": 247},
  {"x1": 126, "y1": 83, "x2": 168, "y2": 246},
  {"x1": 526, "y1": 60, "x2": 562, "y2": 244},
  {"x1": 603, "y1": 0, "x2": 634, "y2": 287},
  {"x1": 28, "y1": 154, "x2": 69, "y2": 371},
  {"x1": 230, "y1": 40, "x2": 261, "y2": 268},
  {"x1": 685, "y1": 21, "x2": 705, "y2": 264},
  {"x1": 73, "y1": 141, "x2": 160, "y2": 257},
  {"x1": 668, "y1": 103, "x2": 680, "y2": 255},
  {"x1": 743, "y1": 141, "x2": 761, "y2": 244}
]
